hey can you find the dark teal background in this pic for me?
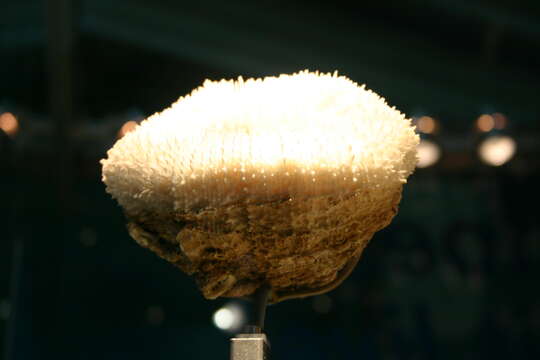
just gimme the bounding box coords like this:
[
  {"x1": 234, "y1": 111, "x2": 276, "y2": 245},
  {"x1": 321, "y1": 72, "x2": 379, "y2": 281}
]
[{"x1": 1, "y1": 0, "x2": 539, "y2": 359}]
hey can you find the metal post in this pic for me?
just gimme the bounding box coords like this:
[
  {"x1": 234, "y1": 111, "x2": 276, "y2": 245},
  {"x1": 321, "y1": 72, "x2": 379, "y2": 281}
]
[
  {"x1": 230, "y1": 286, "x2": 271, "y2": 360},
  {"x1": 230, "y1": 333, "x2": 270, "y2": 360}
]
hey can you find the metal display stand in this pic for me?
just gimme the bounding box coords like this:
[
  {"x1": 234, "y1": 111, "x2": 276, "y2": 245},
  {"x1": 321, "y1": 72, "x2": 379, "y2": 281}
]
[
  {"x1": 230, "y1": 286, "x2": 271, "y2": 360},
  {"x1": 230, "y1": 332, "x2": 270, "y2": 360}
]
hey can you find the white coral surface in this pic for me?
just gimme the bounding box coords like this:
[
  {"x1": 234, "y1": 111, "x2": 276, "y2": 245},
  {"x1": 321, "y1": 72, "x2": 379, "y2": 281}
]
[{"x1": 101, "y1": 71, "x2": 419, "y2": 215}]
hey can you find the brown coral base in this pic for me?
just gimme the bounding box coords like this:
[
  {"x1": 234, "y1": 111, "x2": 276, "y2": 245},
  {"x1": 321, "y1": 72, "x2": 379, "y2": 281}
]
[{"x1": 126, "y1": 186, "x2": 402, "y2": 303}]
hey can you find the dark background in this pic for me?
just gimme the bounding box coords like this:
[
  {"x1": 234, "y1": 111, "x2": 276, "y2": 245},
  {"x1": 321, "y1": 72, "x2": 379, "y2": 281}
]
[{"x1": 1, "y1": 0, "x2": 540, "y2": 359}]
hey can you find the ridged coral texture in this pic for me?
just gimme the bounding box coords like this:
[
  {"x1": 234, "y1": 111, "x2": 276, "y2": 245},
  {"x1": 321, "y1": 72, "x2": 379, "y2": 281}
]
[{"x1": 101, "y1": 71, "x2": 419, "y2": 302}]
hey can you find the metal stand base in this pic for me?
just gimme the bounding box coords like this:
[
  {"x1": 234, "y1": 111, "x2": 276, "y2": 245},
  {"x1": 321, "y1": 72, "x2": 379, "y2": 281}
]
[
  {"x1": 230, "y1": 332, "x2": 270, "y2": 360},
  {"x1": 230, "y1": 285, "x2": 271, "y2": 359}
]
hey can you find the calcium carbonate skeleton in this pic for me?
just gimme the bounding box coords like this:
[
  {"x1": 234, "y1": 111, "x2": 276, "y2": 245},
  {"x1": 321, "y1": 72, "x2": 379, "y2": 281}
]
[{"x1": 101, "y1": 70, "x2": 419, "y2": 304}]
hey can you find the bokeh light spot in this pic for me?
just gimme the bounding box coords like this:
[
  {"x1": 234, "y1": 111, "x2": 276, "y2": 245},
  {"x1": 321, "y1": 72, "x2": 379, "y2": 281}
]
[
  {"x1": 415, "y1": 116, "x2": 437, "y2": 134},
  {"x1": 212, "y1": 303, "x2": 245, "y2": 332},
  {"x1": 213, "y1": 308, "x2": 235, "y2": 330},
  {"x1": 492, "y1": 113, "x2": 507, "y2": 130},
  {"x1": 312, "y1": 295, "x2": 333, "y2": 314},
  {"x1": 416, "y1": 139, "x2": 441, "y2": 168},
  {"x1": 476, "y1": 114, "x2": 495, "y2": 132},
  {"x1": 118, "y1": 120, "x2": 138, "y2": 138},
  {"x1": 146, "y1": 305, "x2": 165, "y2": 326},
  {"x1": 0, "y1": 112, "x2": 19, "y2": 137},
  {"x1": 478, "y1": 135, "x2": 516, "y2": 166}
]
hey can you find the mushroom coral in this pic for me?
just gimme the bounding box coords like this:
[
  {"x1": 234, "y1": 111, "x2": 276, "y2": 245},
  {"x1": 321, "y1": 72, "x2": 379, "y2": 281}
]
[{"x1": 101, "y1": 71, "x2": 419, "y2": 303}]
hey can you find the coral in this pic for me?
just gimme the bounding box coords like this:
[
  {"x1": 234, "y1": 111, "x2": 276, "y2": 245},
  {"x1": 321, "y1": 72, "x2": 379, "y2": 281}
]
[{"x1": 101, "y1": 71, "x2": 418, "y2": 302}]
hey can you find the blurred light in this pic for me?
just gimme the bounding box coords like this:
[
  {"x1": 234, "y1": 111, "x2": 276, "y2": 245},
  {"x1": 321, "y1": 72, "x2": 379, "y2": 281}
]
[
  {"x1": 212, "y1": 302, "x2": 245, "y2": 332},
  {"x1": 416, "y1": 139, "x2": 441, "y2": 168},
  {"x1": 79, "y1": 227, "x2": 97, "y2": 247},
  {"x1": 415, "y1": 116, "x2": 437, "y2": 134},
  {"x1": 118, "y1": 120, "x2": 138, "y2": 138},
  {"x1": 478, "y1": 135, "x2": 516, "y2": 166},
  {"x1": 338, "y1": 281, "x2": 358, "y2": 304},
  {"x1": 492, "y1": 112, "x2": 507, "y2": 130},
  {"x1": 0, "y1": 299, "x2": 10, "y2": 320},
  {"x1": 312, "y1": 295, "x2": 332, "y2": 314},
  {"x1": 0, "y1": 112, "x2": 19, "y2": 137},
  {"x1": 476, "y1": 114, "x2": 495, "y2": 132},
  {"x1": 146, "y1": 305, "x2": 165, "y2": 326},
  {"x1": 213, "y1": 308, "x2": 235, "y2": 329}
]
